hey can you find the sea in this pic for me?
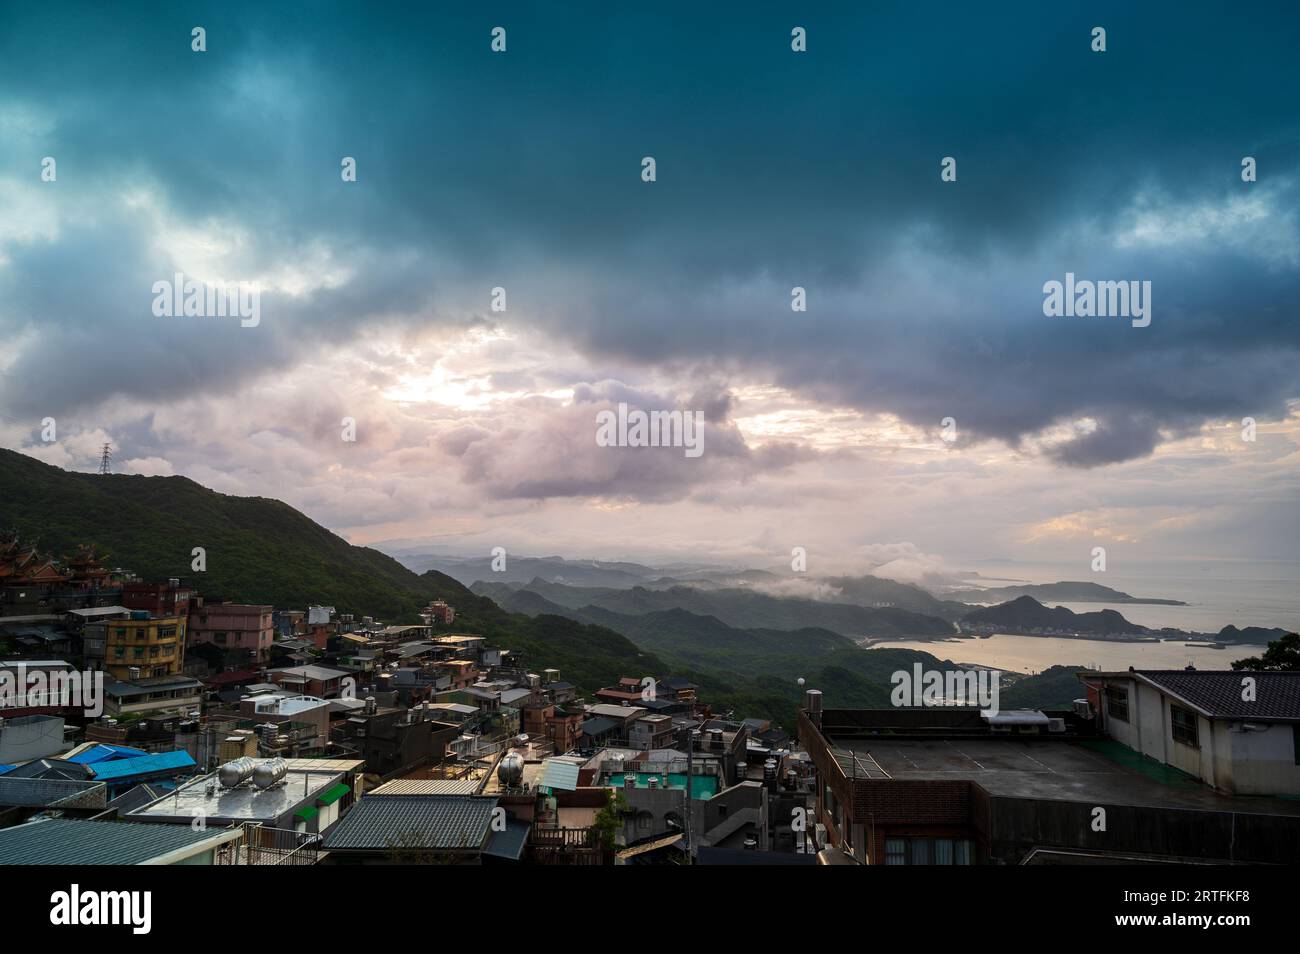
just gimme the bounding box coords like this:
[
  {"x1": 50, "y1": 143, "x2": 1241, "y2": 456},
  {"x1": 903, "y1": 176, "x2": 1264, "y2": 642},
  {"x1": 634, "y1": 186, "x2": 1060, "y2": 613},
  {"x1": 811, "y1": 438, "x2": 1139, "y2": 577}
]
[{"x1": 871, "y1": 556, "x2": 1298, "y2": 675}]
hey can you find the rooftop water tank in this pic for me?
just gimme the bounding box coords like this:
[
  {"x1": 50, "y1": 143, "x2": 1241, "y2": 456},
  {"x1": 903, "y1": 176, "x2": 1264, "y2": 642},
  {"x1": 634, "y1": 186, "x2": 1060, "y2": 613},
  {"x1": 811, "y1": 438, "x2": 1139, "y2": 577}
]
[
  {"x1": 218, "y1": 756, "x2": 256, "y2": 788},
  {"x1": 497, "y1": 752, "x2": 526, "y2": 787},
  {"x1": 252, "y1": 757, "x2": 288, "y2": 789}
]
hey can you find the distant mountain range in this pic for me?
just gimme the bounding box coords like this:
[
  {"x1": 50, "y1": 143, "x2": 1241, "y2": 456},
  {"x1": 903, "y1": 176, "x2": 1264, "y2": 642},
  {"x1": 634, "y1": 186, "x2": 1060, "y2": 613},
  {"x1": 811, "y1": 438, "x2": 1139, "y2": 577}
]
[
  {"x1": 467, "y1": 582, "x2": 1090, "y2": 708},
  {"x1": 399, "y1": 552, "x2": 768, "y2": 589},
  {"x1": 7, "y1": 448, "x2": 1075, "y2": 720},
  {"x1": 945, "y1": 580, "x2": 1186, "y2": 606},
  {"x1": 5, "y1": 448, "x2": 1219, "y2": 718},
  {"x1": 1217, "y1": 625, "x2": 1294, "y2": 646},
  {"x1": 472, "y1": 579, "x2": 958, "y2": 639},
  {"x1": 961, "y1": 596, "x2": 1150, "y2": 636},
  {"x1": 959, "y1": 595, "x2": 1285, "y2": 644}
]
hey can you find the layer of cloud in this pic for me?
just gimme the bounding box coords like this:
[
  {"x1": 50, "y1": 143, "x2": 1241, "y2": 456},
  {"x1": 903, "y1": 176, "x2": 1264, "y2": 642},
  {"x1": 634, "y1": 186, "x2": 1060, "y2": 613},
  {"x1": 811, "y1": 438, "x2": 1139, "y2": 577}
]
[{"x1": 0, "y1": 2, "x2": 1297, "y2": 571}]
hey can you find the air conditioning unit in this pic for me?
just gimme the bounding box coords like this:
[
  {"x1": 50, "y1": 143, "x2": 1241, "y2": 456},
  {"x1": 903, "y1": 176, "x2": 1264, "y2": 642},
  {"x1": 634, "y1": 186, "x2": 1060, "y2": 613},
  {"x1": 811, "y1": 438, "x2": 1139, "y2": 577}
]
[{"x1": 1047, "y1": 718, "x2": 1066, "y2": 733}]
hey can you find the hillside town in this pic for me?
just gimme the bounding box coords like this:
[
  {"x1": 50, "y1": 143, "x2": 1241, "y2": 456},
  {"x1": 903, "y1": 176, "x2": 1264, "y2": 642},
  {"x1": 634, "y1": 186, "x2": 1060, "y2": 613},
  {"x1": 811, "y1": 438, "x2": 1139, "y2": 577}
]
[
  {"x1": 0, "y1": 533, "x2": 812, "y2": 864},
  {"x1": 2, "y1": 531, "x2": 1298, "y2": 867}
]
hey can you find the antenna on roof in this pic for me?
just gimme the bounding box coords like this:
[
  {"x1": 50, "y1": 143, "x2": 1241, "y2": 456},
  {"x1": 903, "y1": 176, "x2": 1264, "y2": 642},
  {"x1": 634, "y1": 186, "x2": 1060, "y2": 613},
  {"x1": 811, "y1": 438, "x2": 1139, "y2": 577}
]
[{"x1": 98, "y1": 443, "x2": 113, "y2": 475}]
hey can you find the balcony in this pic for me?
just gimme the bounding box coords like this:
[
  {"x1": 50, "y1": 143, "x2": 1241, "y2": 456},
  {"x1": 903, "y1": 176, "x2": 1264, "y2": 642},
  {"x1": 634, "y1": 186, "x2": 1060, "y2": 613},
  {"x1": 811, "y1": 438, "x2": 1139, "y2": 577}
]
[{"x1": 216, "y1": 823, "x2": 320, "y2": 866}]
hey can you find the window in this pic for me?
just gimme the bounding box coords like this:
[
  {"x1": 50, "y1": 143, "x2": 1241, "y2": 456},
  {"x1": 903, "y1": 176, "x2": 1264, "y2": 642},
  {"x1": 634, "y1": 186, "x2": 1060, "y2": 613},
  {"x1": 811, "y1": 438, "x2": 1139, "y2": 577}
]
[
  {"x1": 1105, "y1": 686, "x2": 1129, "y2": 722},
  {"x1": 1171, "y1": 704, "x2": 1199, "y2": 748},
  {"x1": 884, "y1": 837, "x2": 974, "y2": 865}
]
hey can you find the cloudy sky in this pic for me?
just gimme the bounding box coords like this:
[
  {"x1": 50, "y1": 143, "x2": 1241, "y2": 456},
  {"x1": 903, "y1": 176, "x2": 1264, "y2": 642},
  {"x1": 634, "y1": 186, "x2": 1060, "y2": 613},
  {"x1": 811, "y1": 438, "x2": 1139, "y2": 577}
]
[{"x1": 1, "y1": 2, "x2": 1298, "y2": 578}]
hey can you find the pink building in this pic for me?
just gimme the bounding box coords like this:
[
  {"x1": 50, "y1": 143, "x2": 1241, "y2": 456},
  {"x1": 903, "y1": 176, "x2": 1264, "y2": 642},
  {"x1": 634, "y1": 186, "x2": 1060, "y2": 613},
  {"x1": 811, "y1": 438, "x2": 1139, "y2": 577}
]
[{"x1": 188, "y1": 600, "x2": 275, "y2": 663}]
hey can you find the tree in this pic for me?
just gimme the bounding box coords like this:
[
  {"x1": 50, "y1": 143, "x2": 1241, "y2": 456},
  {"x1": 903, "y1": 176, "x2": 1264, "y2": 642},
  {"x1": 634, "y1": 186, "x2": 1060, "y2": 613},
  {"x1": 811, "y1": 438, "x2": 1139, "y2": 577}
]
[
  {"x1": 1231, "y1": 632, "x2": 1300, "y2": 672},
  {"x1": 593, "y1": 791, "x2": 628, "y2": 850}
]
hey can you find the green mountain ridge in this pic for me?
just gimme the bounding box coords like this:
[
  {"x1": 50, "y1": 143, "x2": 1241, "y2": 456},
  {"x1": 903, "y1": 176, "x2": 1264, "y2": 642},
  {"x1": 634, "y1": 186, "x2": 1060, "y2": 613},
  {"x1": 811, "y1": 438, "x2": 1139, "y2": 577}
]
[
  {"x1": 0, "y1": 448, "x2": 1084, "y2": 721},
  {"x1": 472, "y1": 580, "x2": 1089, "y2": 711},
  {"x1": 961, "y1": 595, "x2": 1149, "y2": 635},
  {"x1": 946, "y1": 580, "x2": 1185, "y2": 606},
  {"x1": 476, "y1": 577, "x2": 957, "y2": 639},
  {"x1": 0, "y1": 448, "x2": 666, "y2": 695}
]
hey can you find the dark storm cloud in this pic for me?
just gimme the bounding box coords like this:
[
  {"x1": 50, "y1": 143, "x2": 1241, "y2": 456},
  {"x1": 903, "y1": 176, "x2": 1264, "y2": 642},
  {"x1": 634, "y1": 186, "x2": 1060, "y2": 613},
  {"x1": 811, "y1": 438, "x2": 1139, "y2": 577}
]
[
  {"x1": 1, "y1": 1, "x2": 1298, "y2": 464},
  {"x1": 1045, "y1": 413, "x2": 1166, "y2": 468}
]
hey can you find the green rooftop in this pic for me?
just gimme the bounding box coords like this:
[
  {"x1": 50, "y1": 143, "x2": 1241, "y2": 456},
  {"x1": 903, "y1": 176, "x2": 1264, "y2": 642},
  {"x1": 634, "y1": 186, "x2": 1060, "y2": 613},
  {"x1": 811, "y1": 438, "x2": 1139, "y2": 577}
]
[{"x1": 606, "y1": 772, "x2": 719, "y2": 800}]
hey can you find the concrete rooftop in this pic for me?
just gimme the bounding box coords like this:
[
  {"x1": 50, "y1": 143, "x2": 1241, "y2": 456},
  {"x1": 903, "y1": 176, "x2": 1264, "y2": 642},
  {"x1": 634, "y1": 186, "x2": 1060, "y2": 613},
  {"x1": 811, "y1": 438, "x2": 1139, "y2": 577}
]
[{"x1": 832, "y1": 738, "x2": 1300, "y2": 817}]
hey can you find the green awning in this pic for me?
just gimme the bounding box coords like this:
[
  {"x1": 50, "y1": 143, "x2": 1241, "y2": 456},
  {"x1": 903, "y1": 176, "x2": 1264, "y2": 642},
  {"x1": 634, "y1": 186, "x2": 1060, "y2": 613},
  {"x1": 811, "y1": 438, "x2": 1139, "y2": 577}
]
[
  {"x1": 317, "y1": 783, "x2": 350, "y2": 806},
  {"x1": 295, "y1": 805, "x2": 319, "y2": 821}
]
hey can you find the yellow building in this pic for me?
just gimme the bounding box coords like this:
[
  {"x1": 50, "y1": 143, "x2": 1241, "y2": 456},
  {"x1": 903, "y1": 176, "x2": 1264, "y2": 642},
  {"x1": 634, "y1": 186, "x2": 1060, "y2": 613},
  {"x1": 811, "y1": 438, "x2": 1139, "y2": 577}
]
[{"x1": 106, "y1": 611, "x2": 186, "y2": 680}]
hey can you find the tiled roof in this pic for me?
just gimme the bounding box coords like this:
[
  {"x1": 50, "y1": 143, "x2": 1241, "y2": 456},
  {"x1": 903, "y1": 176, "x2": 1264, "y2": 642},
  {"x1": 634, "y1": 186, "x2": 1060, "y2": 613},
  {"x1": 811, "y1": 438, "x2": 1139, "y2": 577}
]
[
  {"x1": 1, "y1": 758, "x2": 91, "y2": 781},
  {"x1": 1136, "y1": 670, "x2": 1300, "y2": 719},
  {"x1": 0, "y1": 818, "x2": 237, "y2": 865},
  {"x1": 320, "y1": 794, "x2": 498, "y2": 852}
]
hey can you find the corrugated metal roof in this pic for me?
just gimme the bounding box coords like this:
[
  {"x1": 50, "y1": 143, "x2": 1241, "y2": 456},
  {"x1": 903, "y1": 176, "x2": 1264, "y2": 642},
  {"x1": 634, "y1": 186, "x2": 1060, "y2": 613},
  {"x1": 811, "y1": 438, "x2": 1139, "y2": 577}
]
[
  {"x1": 66, "y1": 743, "x2": 150, "y2": 764},
  {"x1": 581, "y1": 716, "x2": 619, "y2": 736},
  {"x1": 483, "y1": 819, "x2": 530, "y2": 861},
  {"x1": 539, "y1": 759, "x2": 580, "y2": 792},
  {"x1": 282, "y1": 758, "x2": 365, "y2": 773},
  {"x1": 105, "y1": 783, "x2": 166, "y2": 814},
  {"x1": 87, "y1": 750, "x2": 195, "y2": 781},
  {"x1": 370, "y1": 778, "x2": 479, "y2": 796},
  {"x1": 0, "y1": 818, "x2": 237, "y2": 865},
  {"x1": 321, "y1": 794, "x2": 498, "y2": 852}
]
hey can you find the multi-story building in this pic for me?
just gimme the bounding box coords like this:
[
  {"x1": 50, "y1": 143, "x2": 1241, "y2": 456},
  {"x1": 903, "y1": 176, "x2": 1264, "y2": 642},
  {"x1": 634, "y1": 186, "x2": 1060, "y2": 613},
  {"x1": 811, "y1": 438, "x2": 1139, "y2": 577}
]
[
  {"x1": 797, "y1": 689, "x2": 1300, "y2": 865},
  {"x1": 422, "y1": 600, "x2": 455, "y2": 625},
  {"x1": 267, "y1": 664, "x2": 352, "y2": 698},
  {"x1": 522, "y1": 701, "x2": 584, "y2": 753},
  {"x1": 104, "y1": 610, "x2": 186, "y2": 680},
  {"x1": 121, "y1": 578, "x2": 192, "y2": 619},
  {"x1": 187, "y1": 599, "x2": 275, "y2": 664}
]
